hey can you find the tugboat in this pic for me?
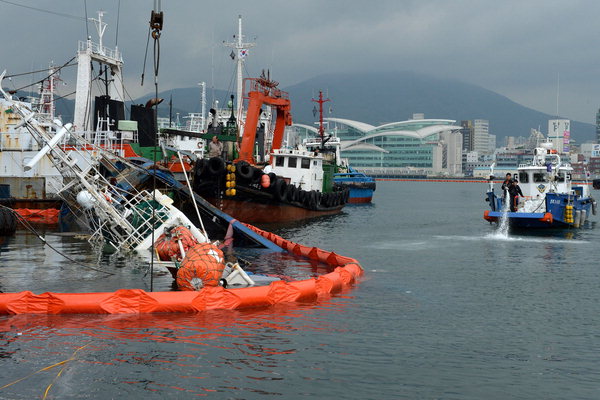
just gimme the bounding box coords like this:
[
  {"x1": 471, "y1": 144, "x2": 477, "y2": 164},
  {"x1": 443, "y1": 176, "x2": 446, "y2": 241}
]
[
  {"x1": 307, "y1": 91, "x2": 376, "y2": 204},
  {"x1": 192, "y1": 75, "x2": 349, "y2": 224},
  {"x1": 484, "y1": 141, "x2": 597, "y2": 228}
]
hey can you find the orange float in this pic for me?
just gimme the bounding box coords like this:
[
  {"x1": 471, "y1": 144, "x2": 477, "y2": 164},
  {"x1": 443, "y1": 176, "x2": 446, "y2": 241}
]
[
  {"x1": 177, "y1": 243, "x2": 225, "y2": 290},
  {"x1": 155, "y1": 225, "x2": 198, "y2": 262},
  {"x1": 0, "y1": 223, "x2": 363, "y2": 314},
  {"x1": 14, "y1": 208, "x2": 60, "y2": 224}
]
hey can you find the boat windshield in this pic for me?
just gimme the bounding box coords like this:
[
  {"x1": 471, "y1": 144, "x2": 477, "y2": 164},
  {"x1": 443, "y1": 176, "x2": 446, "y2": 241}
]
[
  {"x1": 519, "y1": 172, "x2": 529, "y2": 183},
  {"x1": 533, "y1": 172, "x2": 548, "y2": 183}
]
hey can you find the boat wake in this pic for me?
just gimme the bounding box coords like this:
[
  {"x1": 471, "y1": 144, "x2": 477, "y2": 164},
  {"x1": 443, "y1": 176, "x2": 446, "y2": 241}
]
[{"x1": 435, "y1": 234, "x2": 588, "y2": 245}]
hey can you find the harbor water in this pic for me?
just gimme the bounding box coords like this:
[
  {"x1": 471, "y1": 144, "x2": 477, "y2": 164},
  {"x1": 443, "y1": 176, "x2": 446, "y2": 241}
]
[{"x1": 1, "y1": 181, "x2": 600, "y2": 399}]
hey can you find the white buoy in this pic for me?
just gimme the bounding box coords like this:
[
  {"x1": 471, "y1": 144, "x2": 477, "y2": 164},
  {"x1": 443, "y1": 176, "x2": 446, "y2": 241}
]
[
  {"x1": 574, "y1": 210, "x2": 581, "y2": 228},
  {"x1": 76, "y1": 190, "x2": 96, "y2": 210}
]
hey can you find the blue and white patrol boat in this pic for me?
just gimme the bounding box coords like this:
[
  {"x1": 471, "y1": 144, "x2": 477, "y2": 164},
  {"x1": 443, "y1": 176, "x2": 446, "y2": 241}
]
[{"x1": 484, "y1": 142, "x2": 597, "y2": 229}]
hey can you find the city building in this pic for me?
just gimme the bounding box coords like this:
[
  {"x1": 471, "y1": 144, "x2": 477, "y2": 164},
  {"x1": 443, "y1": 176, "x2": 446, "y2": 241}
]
[
  {"x1": 292, "y1": 115, "x2": 463, "y2": 176},
  {"x1": 460, "y1": 120, "x2": 474, "y2": 152},
  {"x1": 473, "y1": 119, "x2": 490, "y2": 155},
  {"x1": 596, "y1": 108, "x2": 600, "y2": 143},
  {"x1": 548, "y1": 119, "x2": 570, "y2": 154},
  {"x1": 488, "y1": 134, "x2": 496, "y2": 154}
]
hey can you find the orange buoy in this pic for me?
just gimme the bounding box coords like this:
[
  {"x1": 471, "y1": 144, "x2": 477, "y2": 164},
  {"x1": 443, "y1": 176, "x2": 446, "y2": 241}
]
[
  {"x1": 155, "y1": 226, "x2": 198, "y2": 262},
  {"x1": 261, "y1": 174, "x2": 270, "y2": 188},
  {"x1": 177, "y1": 243, "x2": 226, "y2": 290}
]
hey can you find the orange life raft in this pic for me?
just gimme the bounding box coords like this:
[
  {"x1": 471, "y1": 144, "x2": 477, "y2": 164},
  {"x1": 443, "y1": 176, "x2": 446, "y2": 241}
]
[{"x1": 0, "y1": 224, "x2": 363, "y2": 314}]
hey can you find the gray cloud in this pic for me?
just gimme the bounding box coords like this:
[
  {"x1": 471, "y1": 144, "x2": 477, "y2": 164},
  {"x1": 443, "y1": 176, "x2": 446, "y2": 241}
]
[{"x1": 2, "y1": 0, "x2": 600, "y2": 124}]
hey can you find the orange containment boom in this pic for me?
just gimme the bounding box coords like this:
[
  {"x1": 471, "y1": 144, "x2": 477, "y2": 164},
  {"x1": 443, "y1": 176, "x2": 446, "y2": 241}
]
[{"x1": 0, "y1": 224, "x2": 363, "y2": 315}]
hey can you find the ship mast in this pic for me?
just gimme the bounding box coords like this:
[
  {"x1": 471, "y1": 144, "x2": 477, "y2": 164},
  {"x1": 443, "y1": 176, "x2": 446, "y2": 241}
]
[
  {"x1": 73, "y1": 10, "x2": 124, "y2": 132},
  {"x1": 312, "y1": 90, "x2": 330, "y2": 146},
  {"x1": 224, "y1": 15, "x2": 255, "y2": 132}
]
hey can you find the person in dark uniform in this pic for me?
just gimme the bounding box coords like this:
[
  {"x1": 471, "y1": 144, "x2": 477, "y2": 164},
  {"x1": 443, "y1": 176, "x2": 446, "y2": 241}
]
[
  {"x1": 501, "y1": 173, "x2": 512, "y2": 191},
  {"x1": 508, "y1": 179, "x2": 524, "y2": 212},
  {"x1": 500, "y1": 173, "x2": 512, "y2": 210}
]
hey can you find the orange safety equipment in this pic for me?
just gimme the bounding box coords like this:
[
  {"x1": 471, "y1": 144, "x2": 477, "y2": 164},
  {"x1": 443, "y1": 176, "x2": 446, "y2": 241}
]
[
  {"x1": 261, "y1": 174, "x2": 270, "y2": 188},
  {"x1": 176, "y1": 243, "x2": 226, "y2": 290},
  {"x1": 155, "y1": 226, "x2": 198, "y2": 262},
  {"x1": 0, "y1": 223, "x2": 363, "y2": 314}
]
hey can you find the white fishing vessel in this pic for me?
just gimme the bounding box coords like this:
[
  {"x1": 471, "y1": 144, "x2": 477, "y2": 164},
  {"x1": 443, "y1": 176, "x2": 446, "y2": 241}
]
[{"x1": 484, "y1": 141, "x2": 597, "y2": 228}]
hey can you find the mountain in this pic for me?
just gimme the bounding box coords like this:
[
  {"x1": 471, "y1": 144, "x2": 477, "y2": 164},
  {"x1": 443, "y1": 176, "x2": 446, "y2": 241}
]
[
  {"x1": 283, "y1": 71, "x2": 595, "y2": 144},
  {"x1": 51, "y1": 71, "x2": 595, "y2": 143}
]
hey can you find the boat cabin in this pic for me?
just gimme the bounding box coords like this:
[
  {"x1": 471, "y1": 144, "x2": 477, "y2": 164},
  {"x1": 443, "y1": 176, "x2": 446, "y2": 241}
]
[
  {"x1": 267, "y1": 148, "x2": 323, "y2": 192},
  {"x1": 508, "y1": 144, "x2": 589, "y2": 212}
]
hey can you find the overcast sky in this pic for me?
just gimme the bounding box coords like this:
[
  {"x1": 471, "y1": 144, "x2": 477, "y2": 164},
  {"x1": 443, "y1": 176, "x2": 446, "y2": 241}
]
[{"x1": 2, "y1": 0, "x2": 600, "y2": 124}]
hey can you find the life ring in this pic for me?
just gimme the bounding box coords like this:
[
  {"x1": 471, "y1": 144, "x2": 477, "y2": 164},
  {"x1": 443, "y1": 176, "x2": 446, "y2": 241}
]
[
  {"x1": 197, "y1": 141, "x2": 203, "y2": 149},
  {"x1": 207, "y1": 157, "x2": 225, "y2": 175}
]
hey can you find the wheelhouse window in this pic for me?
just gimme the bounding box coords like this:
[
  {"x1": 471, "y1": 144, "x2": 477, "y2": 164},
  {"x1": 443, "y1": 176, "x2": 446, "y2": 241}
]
[
  {"x1": 519, "y1": 172, "x2": 529, "y2": 183},
  {"x1": 301, "y1": 158, "x2": 310, "y2": 169},
  {"x1": 556, "y1": 172, "x2": 566, "y2": 182},
  {"x1": 288, "y1": 157, "x2": 297, "y2": 168},
  {"x1": 533, "y1": 173, "x2": 548, "y2": 183},
  {"x1": 275, "y1": 156, "x2": 284, "y2": 167}
]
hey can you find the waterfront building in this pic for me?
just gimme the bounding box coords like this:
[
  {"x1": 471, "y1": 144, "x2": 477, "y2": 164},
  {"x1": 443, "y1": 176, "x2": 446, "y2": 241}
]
[
  {"x1": 460, "y1": 120, "x2": 474, "y2": 152},
  {"x1": 596, "y1": 108, "x2": 600, "y2": 143},
  {"x1": 488, "y1": 134, "x2": 497, "y2": 154},
  {"x1": 473, "y1": 119, "x2": 490, "y2": 155},
  {"x1": 548, "y1": 119, "x2": 570, "y2": 154},
  {"x1": 292, "y1": 115, "x2": 462, "y2": 176},
  {"x1": 527, "y1": 128, "x2": 545, "y2": 149},
  {"x1": 506, "y1": 136, "x2": 515, "y2": 149}
]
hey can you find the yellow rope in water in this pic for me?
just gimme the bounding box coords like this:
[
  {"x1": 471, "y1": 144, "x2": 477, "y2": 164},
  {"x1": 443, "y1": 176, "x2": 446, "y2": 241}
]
[
  {"x1": 0, "y1": 344, "x2": 90, "y2": 395},
  {"x1": 42, "y1": 344, "x2": 90, "y2": 399}
]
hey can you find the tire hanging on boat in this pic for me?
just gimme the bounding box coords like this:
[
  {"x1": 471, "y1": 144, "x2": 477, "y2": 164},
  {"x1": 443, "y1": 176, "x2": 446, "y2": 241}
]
[
  {"x1": 286, "y1": 185, "x2": 298, "y2": 203},
  {"x1": 343, "y1": 189, "x2": 350, "y2": 203},
  {"x1": 267, "y1": 173, "x2": 277, "y2": 189},
  {"x1": 273, "y1": 179, "x2": 288, "y2": 202},
  {"x1": 0, "y1": 208, "x2": 17, "y2": 235},
  {"x1": 194, "y1": 159, "x2": 207, "y2": 178},
  {"x1": 207, "y1": 157, "x2": 225, "y2": 176},
  {"x1": 236, "y1": 161, "x2": 254, "y2": 180},
  {"x1": 251, "y1": 168, "x2": 263, "y2": 183}
]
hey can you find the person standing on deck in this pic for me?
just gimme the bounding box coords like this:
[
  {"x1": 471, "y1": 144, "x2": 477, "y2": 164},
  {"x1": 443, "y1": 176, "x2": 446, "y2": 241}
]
[
  {"x1": 208, "y1": 136, "x2": 223, "y2": 158},
  {"x1": 508, "y1": 179, "x2": 524, "y2": 212},
  {"x1": 500, "y1": 173, "x2": 512, "y2": 209},
  {"x1": 501, "y1": 173, "x2": 512, "y2": 191}
]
